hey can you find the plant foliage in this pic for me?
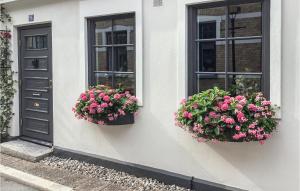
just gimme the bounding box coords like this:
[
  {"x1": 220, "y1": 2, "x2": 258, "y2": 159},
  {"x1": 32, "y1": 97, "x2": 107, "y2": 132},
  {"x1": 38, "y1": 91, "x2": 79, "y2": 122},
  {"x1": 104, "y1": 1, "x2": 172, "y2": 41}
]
[
  {"x1": 73, "y1": 85, "x2": 139, "y2": 125},
  {"x1": 0, "y1": 5, "x2": 15, "y2": 142},
  {"x1": 175, "y1": 87, "x2": 278, "y2": 144}
]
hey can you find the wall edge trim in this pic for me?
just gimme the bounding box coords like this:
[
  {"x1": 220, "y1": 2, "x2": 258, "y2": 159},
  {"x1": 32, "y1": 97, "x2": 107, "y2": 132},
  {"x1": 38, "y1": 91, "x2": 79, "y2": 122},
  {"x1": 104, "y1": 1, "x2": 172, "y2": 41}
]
[{"x1": 53, "y1": 146, "x2": 246, "y2": 191}]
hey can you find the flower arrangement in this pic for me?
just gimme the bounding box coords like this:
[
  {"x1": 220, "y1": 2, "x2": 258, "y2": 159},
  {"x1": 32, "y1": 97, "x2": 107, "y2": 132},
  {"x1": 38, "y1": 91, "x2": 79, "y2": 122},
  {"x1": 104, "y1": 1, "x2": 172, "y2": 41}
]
[
  {"x1": 175, "y1": 87, "x2": 278, "y2": 144},
  {"x1": 73, "y1": 85, "x2": 138, "y2": 125}
]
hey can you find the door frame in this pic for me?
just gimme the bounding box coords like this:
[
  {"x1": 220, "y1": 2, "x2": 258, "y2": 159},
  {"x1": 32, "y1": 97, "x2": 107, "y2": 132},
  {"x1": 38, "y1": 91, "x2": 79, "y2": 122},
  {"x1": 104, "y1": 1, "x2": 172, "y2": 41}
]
[{"x1": 18, "y1": 23, "x2": 53, "y2": 146}]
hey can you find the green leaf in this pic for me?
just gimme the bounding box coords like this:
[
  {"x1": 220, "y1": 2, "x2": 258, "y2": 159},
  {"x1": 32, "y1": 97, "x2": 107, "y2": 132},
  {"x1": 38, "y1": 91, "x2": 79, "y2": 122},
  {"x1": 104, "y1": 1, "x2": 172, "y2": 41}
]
[{"x1": 214, "y1": 127, "x2": 220, "y2": 135}]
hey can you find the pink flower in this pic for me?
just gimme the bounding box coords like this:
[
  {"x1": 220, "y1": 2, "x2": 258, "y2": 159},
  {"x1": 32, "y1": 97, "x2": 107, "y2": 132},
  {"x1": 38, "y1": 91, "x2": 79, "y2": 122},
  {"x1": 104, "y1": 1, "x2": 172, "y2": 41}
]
[
  {"x1": 103, "y1": 95, "x2": 110, "y2": 102},
  {"x1": 183, "y1": 111, "x2": 193, "y2": 119},
  {"x1": 209, "y1": 112, "x2": 216, "y2": 118},
  {"x1": 237, "y1": 112, "x2": 248, "y2": 123},
  {"x1": 97, "y1": 121, "x2": 105, "y2": 125},
  {"x1": 235, "y1": 126, "x2": 241, "y2": 131},
  {"x1": 248, "y1": 129, "x2": 257, "y2": 135},
  {"x1": 256, "y1": 134, "x2": 264, "y2": 140},
  {"x1": 236, "y1": 104, "x2": 243, "y2": 110},
  {"x1": 262, "y1": 101, "x2": 271, "y2": 106},
  {"x1": 89, "y1": 109, "x2": 96, "y2": 114},
  {"x1": 114, "y1": 94, "x2": 121, "y2": 100},
  {"x1": 248, "y1": 104, "x2": 257, "y2": 112},
  {"x1": 221, "y1": 103, "x2": 229, "y2": 111},
  {"x1": 235, "y1": 95, "x2": 245, "y2": 101},
  {"x1": 264, "y1": 134, "x2": 272, "y2": 139},
  {"x1": 248, "y1": 122, "x2": 257, "y2": 129},
  {"x1": 232, "y1": 134, "x2": 240, "y2": 140},
  {"x1": 225, "y1": 118, "x2": 235, "y2": 124},
  {"x1": 100, "y1": 103, "x2": 108, "y2": 108},
  {"x1": 99, "y1": 93, "x2": 105, "y2": 98},
  {"x1": 118, "y1": 109, "x2": 126, "y2": 116},
  {"x1": 80, "y1": 93, "x2": 87, "y2": 101},
  {"x1": 108, "y1": 117, "x2": 114, "y2": 121},
  {"x1": 197, "y1": 138, "x2": 206, "y2": 143},
  {"x1": 192, "y1": 103, "x2": 199, "y2": 109},
  {"x1": 239, "y1": 99, "x2": 247, "y2": 106},
  {"x1": 129, "y1": 96, "x2": 137, "y2": 102},
  {"x1": 254, "y1": 113, "x2": 261, "y2": 118},
  {"x1": 224, "y1": 96, "x2": 231, "y2": 100},
  {"x1": 89, "y1": 93, "x2": 95, "y2": 99},
  {"x1": 259, "y1": 140, "x2": 265, "y2": 145},
  {"x1": 204, "y1": 116, "x2": 210, "y2": 123},
  {"x1": 180, "y1": 99, "x2": 187, "y2": 105},
  {"x1": 90, "y1": 102, "x2": 98, "y2": 109},
  {"x1": 109, "y1": 102, "x2": 113, "y2": 107}
]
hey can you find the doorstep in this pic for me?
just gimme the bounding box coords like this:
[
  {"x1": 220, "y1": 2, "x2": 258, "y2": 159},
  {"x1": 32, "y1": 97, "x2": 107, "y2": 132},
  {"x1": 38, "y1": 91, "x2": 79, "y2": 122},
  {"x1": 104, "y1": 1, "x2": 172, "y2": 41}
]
[{"x1": 0, "y1": 140, "x2": 53, "y2": 162}]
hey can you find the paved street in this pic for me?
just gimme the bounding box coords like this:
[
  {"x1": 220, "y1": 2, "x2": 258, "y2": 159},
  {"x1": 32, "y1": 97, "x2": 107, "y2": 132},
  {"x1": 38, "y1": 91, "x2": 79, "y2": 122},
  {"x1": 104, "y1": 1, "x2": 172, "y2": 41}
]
[{"x1": 0, "y1": 153, "x2": 129, "y2": 191}]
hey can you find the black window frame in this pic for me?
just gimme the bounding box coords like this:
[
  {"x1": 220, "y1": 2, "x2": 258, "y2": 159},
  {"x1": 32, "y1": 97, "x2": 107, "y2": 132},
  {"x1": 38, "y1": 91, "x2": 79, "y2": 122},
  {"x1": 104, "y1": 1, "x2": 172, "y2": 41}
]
[
  {"x1": 87, "y1": 13, "x2": 136, "y2": 93},
  {"x1": 188, "y1": 0, "x2": 270, "y2": 98}
]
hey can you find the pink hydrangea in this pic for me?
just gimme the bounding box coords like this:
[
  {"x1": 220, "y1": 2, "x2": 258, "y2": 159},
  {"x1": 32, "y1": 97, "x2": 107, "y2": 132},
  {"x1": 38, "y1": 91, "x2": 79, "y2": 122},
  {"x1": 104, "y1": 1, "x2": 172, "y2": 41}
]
[
  {"x1": 248, "y1": 104, "x2": 257, "y2": 112},
  {"x1": 180, "y1": 98, "x2": 187, "y2": 105},
  {"x1": 262, "y1": 100, "x2": 271, "y2": 106},
  {"x1": 225, "y1": 117, "x2": 235, "y2": 124},
  {"x1": 204, "y1": 116, "x2": 210, "y2": 123},
  {"x1": 235, "y1": 126, "x2": 241, "y2": 131},
  {"x1": 80, "y1": 93, "x2": 87, "y2": 101},
  {"x1": 221, "y1": 103, "x2": 229, "y2": 111},
  {"x1": 100, "y1": 103, "x2": 108, "y2": 108},
  {"x1": 237, "y1": 112, "x2": 248, "y2": 123},
  {"x1": 183, "y1": 111, "x2": 193, "y2": 119},
  {"x1": 236, "y1": 104, "x2": 243, "y2": 110},
  {"x1": 103, "y1": 95, "x2": 110, "y2": 102},
  {"x1": 114, "y1": 94, "x2": 121, "y2": 100}
]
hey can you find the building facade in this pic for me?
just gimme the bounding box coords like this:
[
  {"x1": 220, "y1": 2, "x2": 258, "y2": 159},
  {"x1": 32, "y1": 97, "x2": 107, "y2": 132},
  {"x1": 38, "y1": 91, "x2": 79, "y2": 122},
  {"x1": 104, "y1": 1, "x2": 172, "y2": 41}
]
[{"x1": 1, "y1": 0, "x2": 300, "y2": 190}]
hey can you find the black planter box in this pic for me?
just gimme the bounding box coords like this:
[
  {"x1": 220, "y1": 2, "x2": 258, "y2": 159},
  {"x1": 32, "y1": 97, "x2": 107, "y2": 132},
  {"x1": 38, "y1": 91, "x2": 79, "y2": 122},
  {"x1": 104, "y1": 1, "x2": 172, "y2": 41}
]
[{"x1": 105, "y1": 113, "x2": 134, "y2": 125}]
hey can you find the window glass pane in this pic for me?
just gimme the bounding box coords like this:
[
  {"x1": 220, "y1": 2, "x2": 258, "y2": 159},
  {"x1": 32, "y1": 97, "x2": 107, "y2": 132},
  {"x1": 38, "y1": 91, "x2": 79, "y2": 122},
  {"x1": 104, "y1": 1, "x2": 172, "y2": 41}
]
[
  {"x1": 228, "y1": 2, "x2": 262, "y2": 37},
  {"x1": 95, "y1": 47, "x2": 112, "y2": 71},
  {"x1": 197, "y1": 7, "x2": 226, "y2": 39},
  {"x1": 228, "y1": 75, "x2": 261, "y2": 96},
  {"x1": 197, "y1": 41, "x2": 225, "y2": 72},
  {"x1": 94, "y1": 73, "x2": 113, "y2": 87},
  {"x1": 114, "y1": 73, "x2": 135, "y2": 94},
  {"x1": 197, "y1": 74, "x2": 225, "y2": 92},
  {"x1": 26, "y1": 35, "x2": 47, "y2": 49},
  {"x1": 114, "y1": 46, "x2": 135, "y2": 72},
  {"x1": 228, "y1": 39, "x2": 262, "y2": 72},
  {"x1": 113, "y1": 17, "x2": 135, "y2": 44},
  {"x1": 95, "y1": 20, "x2": 112, "y2": 45}
]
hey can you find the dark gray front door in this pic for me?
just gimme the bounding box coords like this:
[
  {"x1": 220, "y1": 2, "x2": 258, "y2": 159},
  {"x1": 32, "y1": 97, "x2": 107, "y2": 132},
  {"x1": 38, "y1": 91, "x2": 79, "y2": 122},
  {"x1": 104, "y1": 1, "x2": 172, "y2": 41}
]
[{"x1": 19, "y1": 24, "x2": 53, "y2": 143}]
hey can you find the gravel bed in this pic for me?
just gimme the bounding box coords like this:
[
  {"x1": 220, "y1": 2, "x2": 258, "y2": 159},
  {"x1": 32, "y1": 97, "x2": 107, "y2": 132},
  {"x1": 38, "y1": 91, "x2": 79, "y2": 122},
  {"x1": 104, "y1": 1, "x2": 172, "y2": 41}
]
[{"x1": 40, "y1": 156, "x2": 190, "y2": 191}]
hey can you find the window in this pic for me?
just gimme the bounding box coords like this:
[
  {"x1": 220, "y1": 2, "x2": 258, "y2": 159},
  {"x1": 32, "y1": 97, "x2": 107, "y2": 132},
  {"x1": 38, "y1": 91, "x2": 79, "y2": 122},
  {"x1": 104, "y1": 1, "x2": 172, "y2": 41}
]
[
  {"x1": 188, "y1": 0, "x2": 270, "y2": 98},
  {"x1": 88, "y1": 13, "x2": 136, "y2": 94}
]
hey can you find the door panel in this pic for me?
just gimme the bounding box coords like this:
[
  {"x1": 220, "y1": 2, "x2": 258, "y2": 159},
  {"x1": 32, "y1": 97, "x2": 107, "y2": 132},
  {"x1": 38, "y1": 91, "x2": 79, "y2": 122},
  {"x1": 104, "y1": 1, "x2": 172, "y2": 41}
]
[{"x1": 19, "y1": 25, "x2": 53, "y2": 143}]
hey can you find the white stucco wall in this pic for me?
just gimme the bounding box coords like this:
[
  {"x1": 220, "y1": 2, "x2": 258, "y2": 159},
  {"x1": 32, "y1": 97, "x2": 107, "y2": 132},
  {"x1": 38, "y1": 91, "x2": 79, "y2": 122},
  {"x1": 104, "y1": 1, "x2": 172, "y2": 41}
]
[{"x1": 5, "y1": 0, "x2": 300, "y2": 190}]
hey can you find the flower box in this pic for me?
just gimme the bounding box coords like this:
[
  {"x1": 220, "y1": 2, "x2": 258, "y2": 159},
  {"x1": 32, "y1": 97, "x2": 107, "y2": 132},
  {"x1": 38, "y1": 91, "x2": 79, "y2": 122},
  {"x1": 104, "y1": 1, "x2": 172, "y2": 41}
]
[
  {"x1": 73, "y1": 85, "x2": 138, "y2": 126},
  {"x1": 175, "y1": 87, "x2": 278, "y2": 144},
  {"x1": 104, "y1": 113, "x2": 134, "y2": 125}
]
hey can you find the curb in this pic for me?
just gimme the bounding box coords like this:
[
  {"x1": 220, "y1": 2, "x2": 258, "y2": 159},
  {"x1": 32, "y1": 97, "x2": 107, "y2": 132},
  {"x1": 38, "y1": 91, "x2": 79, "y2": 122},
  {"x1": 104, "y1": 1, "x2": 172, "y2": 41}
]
[{"x1": 0, "y1": 164, "x2": 73, "y2": 191}]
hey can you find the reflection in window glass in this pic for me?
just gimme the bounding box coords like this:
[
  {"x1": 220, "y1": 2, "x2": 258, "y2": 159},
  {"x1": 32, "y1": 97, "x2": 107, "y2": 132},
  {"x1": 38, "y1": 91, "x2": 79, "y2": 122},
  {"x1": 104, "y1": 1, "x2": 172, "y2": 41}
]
[
  {"x1": 190, "y1": 1, "x2": 267, "y2": 97},
  {"x1": 26, "y1": 35, "x2": 47, "y2": 49},
  {"x1": 228, "y1": 75, "x2": 261, "y2": 97},
  {"x1": 90, "y1": 14, "x2": 136, "y2": 94}
]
